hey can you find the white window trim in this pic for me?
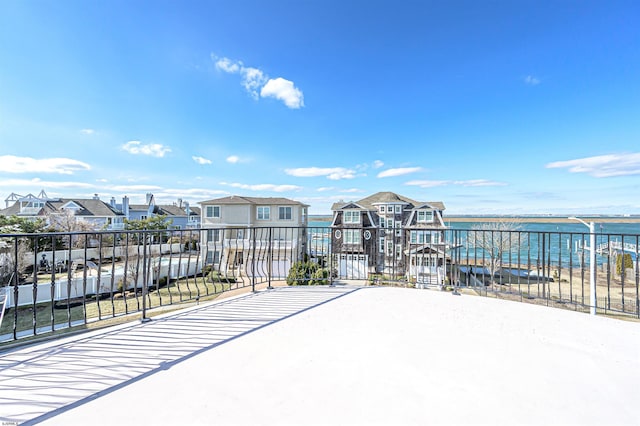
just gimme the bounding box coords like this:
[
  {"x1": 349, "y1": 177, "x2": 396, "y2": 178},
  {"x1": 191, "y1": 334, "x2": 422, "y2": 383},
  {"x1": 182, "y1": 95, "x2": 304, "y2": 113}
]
[
  {"x1": 343, "y1": 210, "x2": 360, "y2": 224},
  {"x1": 206, "y1": 205, "x2": 221, "y2": 218},
  {"x1": 417, "y1": 210, "x2": 434, "y2": 223},
  {"x1": 344, "y1": 229, "x2": 361, "y2": 244},
  {"x1": 278, "y1": 206, "x2": 293, "y2": 221},
  {"x1": 257, "y1": 206, "x2": 271, "y2": 220}
]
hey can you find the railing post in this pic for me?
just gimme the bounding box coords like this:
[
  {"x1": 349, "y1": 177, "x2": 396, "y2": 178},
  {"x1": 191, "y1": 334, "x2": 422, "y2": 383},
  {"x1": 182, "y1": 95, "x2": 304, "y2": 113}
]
[
  {"x1": 251, "y1": 227, "x2": 256, "y2": 293},
  {"x1": 141, "y1": 231, "x2": 151, "y2": 323}
]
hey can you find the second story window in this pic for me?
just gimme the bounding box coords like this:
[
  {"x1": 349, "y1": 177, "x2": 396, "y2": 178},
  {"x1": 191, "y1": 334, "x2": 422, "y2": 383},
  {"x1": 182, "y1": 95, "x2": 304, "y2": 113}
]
[
  {"x1": 206, "y1": 205, "x2": 221, "y2": 218},
  {"x1": 279, "y1": 206, "x2": 292, "y2": 220},
  {"x1": 343, "y1": 210, "x2": 360, "y2": 224},
  {"x1": 417, "y1": 210, "x2": 434, "y2": 223},
  {"x1": 257, "y1": 206, "x2": 270, "y2": 220},
  {"x1": 344, "y1": 229, "x2": 361, "y2": 244}
]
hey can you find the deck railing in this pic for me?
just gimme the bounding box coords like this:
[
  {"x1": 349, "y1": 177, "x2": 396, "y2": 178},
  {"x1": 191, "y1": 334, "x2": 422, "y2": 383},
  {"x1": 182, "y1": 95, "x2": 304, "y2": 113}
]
[{"x1": 1, "y1": 225, "x2": 639, "y2": 344}]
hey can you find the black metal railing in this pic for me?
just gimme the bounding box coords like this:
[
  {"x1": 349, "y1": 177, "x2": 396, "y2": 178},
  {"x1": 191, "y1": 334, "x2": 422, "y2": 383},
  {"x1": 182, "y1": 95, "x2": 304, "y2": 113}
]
[{"x1": 1, "y1": 225, "x2": 639, "y2": 343}]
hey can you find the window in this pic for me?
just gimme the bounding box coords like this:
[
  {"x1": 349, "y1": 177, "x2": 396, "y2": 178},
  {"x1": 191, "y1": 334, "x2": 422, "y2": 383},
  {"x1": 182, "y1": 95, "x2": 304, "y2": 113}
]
[
  {"x1": 395, "y1": 221, "x2": 402, "y2": 236},
  {"x1": 343, "y1": 210, "x2": 360, "y2": 224},
  {"x1": 387, "y1": 219, "x2": 393, "y2": 229},
  {"x1": 386, "y1": 241, "x2": 393, "y2": 256},
  {"x1": 206, "y1": 205, "x2": 220, "y2": 218},
  {"x1": 279, "y1": 206, "x2": 292, "y2": 220},
  {"x1": 387, "y1": 206, "x2": 393, "y2": 213},
  {"x1": 379, "y1": 237, "x2": 385, "y2": 253},
  {"x1": 207, "y1": 229, "x2": 221, "y2": 242},
  {"x1": 257, "y1": 206, "x2": 270, "y2": 220},
  {"x1": 410, "y1": 231, "x2": 439, "y2": 244},
  {"x1": 141, "y1": 215, "x2": 147, "y2": 220},
  {"x1": 378, "y1": 206, "x2": 385, "y2": 213},
  {"x1": 396, "y1": 244, "x2": 402, "y2": 260},
  {"x1": 380, "y1": 217, "x2": 385, "y2": 228},
  {"x1": 344, "y1": 229, "x2": 361, "y2": 244},
  {"x1": 417, "y1": 210, "x2": 434, "y2": 222},
  {"x1": 206, "y1": 250, "x2": 221, "y2": 264},
  {"x1": 395, "y1": 205, "x2": 402, "y2": 214}
]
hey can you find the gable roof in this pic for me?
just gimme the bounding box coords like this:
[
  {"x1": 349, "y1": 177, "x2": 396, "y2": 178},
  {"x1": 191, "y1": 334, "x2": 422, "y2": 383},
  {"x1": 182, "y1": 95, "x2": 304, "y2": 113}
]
[{"x1": 331, "y1": 191, "x2": 445, "y2": 212}]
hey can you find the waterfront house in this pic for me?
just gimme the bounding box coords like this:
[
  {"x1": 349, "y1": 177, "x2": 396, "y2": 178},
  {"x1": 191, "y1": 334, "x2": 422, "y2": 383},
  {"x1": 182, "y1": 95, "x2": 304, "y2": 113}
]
[
  {"x1": 330, "y1": 191, "x2": 448, "y2": 283},
  {"x1": 199, "y1": 196, "x2": 309, "y2": 279}
]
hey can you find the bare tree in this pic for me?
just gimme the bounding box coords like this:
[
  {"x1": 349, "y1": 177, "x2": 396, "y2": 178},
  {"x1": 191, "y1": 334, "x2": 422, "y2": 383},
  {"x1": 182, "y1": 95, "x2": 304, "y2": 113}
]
[
  {"x1": 466, "y1": 221, "x2": 528, "y2": 286},
  {"x1": 47, "y1": 209, "x2": 96, "y2": 248}
]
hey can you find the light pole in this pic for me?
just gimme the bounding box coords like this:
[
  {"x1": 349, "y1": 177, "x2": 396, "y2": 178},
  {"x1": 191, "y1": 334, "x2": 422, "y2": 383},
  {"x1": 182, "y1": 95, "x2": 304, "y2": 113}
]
[{"x1": 569, "y1": 217, "x2": 597, "y2": 315}]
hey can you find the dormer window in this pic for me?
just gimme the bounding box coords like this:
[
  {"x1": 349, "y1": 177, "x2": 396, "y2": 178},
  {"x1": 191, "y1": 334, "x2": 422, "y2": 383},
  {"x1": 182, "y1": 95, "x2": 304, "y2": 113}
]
[
  {"x1": 417, "y1": 210, "x2": 434, "y2": 222},
  {"x1": 343, "y1": 210, "x2": 360, "y2": 224}
]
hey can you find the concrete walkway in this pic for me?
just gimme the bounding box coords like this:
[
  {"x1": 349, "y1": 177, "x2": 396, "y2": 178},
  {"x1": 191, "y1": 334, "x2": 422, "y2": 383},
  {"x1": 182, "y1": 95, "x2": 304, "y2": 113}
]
[{"x1": 1, "y1": 285, "x2": 639, "y2": 425}]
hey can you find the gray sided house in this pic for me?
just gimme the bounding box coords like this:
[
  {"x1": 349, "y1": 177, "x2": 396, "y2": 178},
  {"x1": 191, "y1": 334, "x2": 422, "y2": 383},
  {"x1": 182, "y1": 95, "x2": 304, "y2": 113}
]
[
  {"x1": 118, "y1": 193, "x2": 201, "y2": 229},
  {"x1": 199, "y1": 195, "x2": 309, "y2": 279},
  {"x1": 330, "y1": 191, "x2": 447, "y2": 282}
]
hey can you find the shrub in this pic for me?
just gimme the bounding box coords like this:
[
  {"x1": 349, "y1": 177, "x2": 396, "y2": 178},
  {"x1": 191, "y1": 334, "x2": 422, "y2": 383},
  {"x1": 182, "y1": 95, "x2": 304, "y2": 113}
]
[
  {"x1": 616, "y1": 253, "x2": 634, "y2": 275},
  {"x1": 286, "y1": 261, "x2": 328, "y2": 286},
  {"x1": 207, "y1": 270, "x2": 236, "y2": 283}
]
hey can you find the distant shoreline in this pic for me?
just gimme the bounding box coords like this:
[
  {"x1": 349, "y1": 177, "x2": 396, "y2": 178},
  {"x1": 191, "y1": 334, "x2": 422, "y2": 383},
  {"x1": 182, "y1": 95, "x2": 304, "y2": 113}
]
[
  {"x1": 309, "y1": 215, "x2": 640, "y2": 224},
  {"x1": 444, "y1": 216, "x2": 640, "y2": 224}
]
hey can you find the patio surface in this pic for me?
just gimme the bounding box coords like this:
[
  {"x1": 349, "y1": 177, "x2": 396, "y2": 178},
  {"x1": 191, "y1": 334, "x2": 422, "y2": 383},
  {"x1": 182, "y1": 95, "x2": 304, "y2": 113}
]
[{"x1": 1, "y1": 285, "x2": 639, "y2": 425}]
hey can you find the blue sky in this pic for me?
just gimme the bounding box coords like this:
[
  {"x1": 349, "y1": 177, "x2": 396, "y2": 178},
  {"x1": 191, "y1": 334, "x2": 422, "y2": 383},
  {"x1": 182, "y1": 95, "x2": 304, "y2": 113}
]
[{"x1": 1, "y1": 0, "x2": 639, "y2": 215}]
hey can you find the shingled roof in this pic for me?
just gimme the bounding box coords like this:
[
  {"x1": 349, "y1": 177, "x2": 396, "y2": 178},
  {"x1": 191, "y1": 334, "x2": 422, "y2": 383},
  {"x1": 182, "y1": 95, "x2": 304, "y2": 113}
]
[
  {"x1": 331, "y1": 191, "x2": 445, "y2": 211},
  {"x1": 200, "y1": 195, "x2": 309, "y2": 207}
]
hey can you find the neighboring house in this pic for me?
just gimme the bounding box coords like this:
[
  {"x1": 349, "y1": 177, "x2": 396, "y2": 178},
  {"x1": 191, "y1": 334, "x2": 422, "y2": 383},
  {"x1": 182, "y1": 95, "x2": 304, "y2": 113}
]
[
  {"x1": 330, "y1": 191, "x2": 448, "y2": 284},
  {"x1": 112, "y1": 193, "x2": 201, "y2": 230},
  {"x1": 1, "y1": 191, "x2": 125, "y2": 231},
  {"x1": 199, "y1": 195, "x2": 309, "y2": 278}
]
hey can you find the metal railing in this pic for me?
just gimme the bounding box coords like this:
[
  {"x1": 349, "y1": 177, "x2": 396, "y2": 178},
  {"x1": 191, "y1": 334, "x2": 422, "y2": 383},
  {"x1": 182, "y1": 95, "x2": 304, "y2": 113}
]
[{"x1": 1, "y1": 225, "x2": 639, "y2": 343}]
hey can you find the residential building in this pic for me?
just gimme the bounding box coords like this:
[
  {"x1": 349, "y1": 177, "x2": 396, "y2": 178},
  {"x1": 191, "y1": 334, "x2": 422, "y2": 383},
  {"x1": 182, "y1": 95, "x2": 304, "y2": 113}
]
[
  {"x1": 1, "y1": 191, "x2": 125, "y2": 231},
  {"x1": 199, "y1": 195, "x2": 309, "y2": 278},
  {"x1": 330, "y1": 191, "x2": 448, "y2": 284},
  {"x1": 111, "y1": 193, "x2": 201, "y2": 229}
]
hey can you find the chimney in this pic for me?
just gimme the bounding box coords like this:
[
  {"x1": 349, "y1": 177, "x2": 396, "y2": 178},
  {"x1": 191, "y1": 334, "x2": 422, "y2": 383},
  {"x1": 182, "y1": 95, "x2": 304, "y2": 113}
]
[
  {"x1": 93, "y1": 193, "x2": 100, "y2": 200},
  {"x1": 110, "y1": 197, "x2": 117, "y2": 208},
  {"x1": 146, "y1": 193, "x2": 152, "y2": 204},
  {"x1": 123, "y1": 196, "x2": 130, "y2": 218},
  {"x1": 185, "y1": 201, "x2": 190, "y2": 217}
]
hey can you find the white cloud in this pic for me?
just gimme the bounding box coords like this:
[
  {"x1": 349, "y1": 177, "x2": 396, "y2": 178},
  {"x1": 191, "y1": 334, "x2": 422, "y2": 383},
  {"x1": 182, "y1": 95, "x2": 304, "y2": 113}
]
[
  {"x1": 221, "y1": 182, "x2": 302, "y2": 192},
  {"x1": 405, "y1": 179, "x2": 506, "y2": 188},
  {"x1": 524, "y1": 75, "x2": 540, "y2": 85},
  {"x1": 546, "y1": 153, "x2": 640, "y2": 177},
  {"x1": 80, "y1": 128, "x2": 95, "y2": 135},
  {"x1": 0, "y1": 155, "x2": 91, "y2": 175},
  {"x1": 242, "y1": 67, "x2": 267, "y2": 99},
  {"x1": 453, "y1": 179, "x2": 507, "y2": 187},
  {"x1": 122, "y1": 141, "x2": 171, "y2": 158},
  {"x1": 260, "y1": 78, "x2": 304, "y2": 109},
  {"x1": 226, "y1": 155, "x2": 240, "y2": 164},
  {"x1": 317, "y1": 187, "x2": 334, "y2": 192},
  {"x1": 373, "y1": 160, "x2": 384, "y2": 169},
  {"x1": 109, "y1": 184, "x2": 164, "y2": 192},
  {"x1": 215, "y1": 57, "x2": 241, "y2": 74},
  {"x1": 377, "y1": 167, "x2": 422, "y2": 178},
  {"x1": 404, "y1": 180, "x2": 450, "y2": 188},
  {"x1": 192, "y1": 156, "x2": 212, "y2": 165},
  {"x1": 0, "y1": 177, "x2": 94, "y2": 189},
  {"x1": 213, "y1": 55, "x2": 303, "y2": 108},
  {"x1": 285, "y1": 167, "x2": 356, "y2": 180}
]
